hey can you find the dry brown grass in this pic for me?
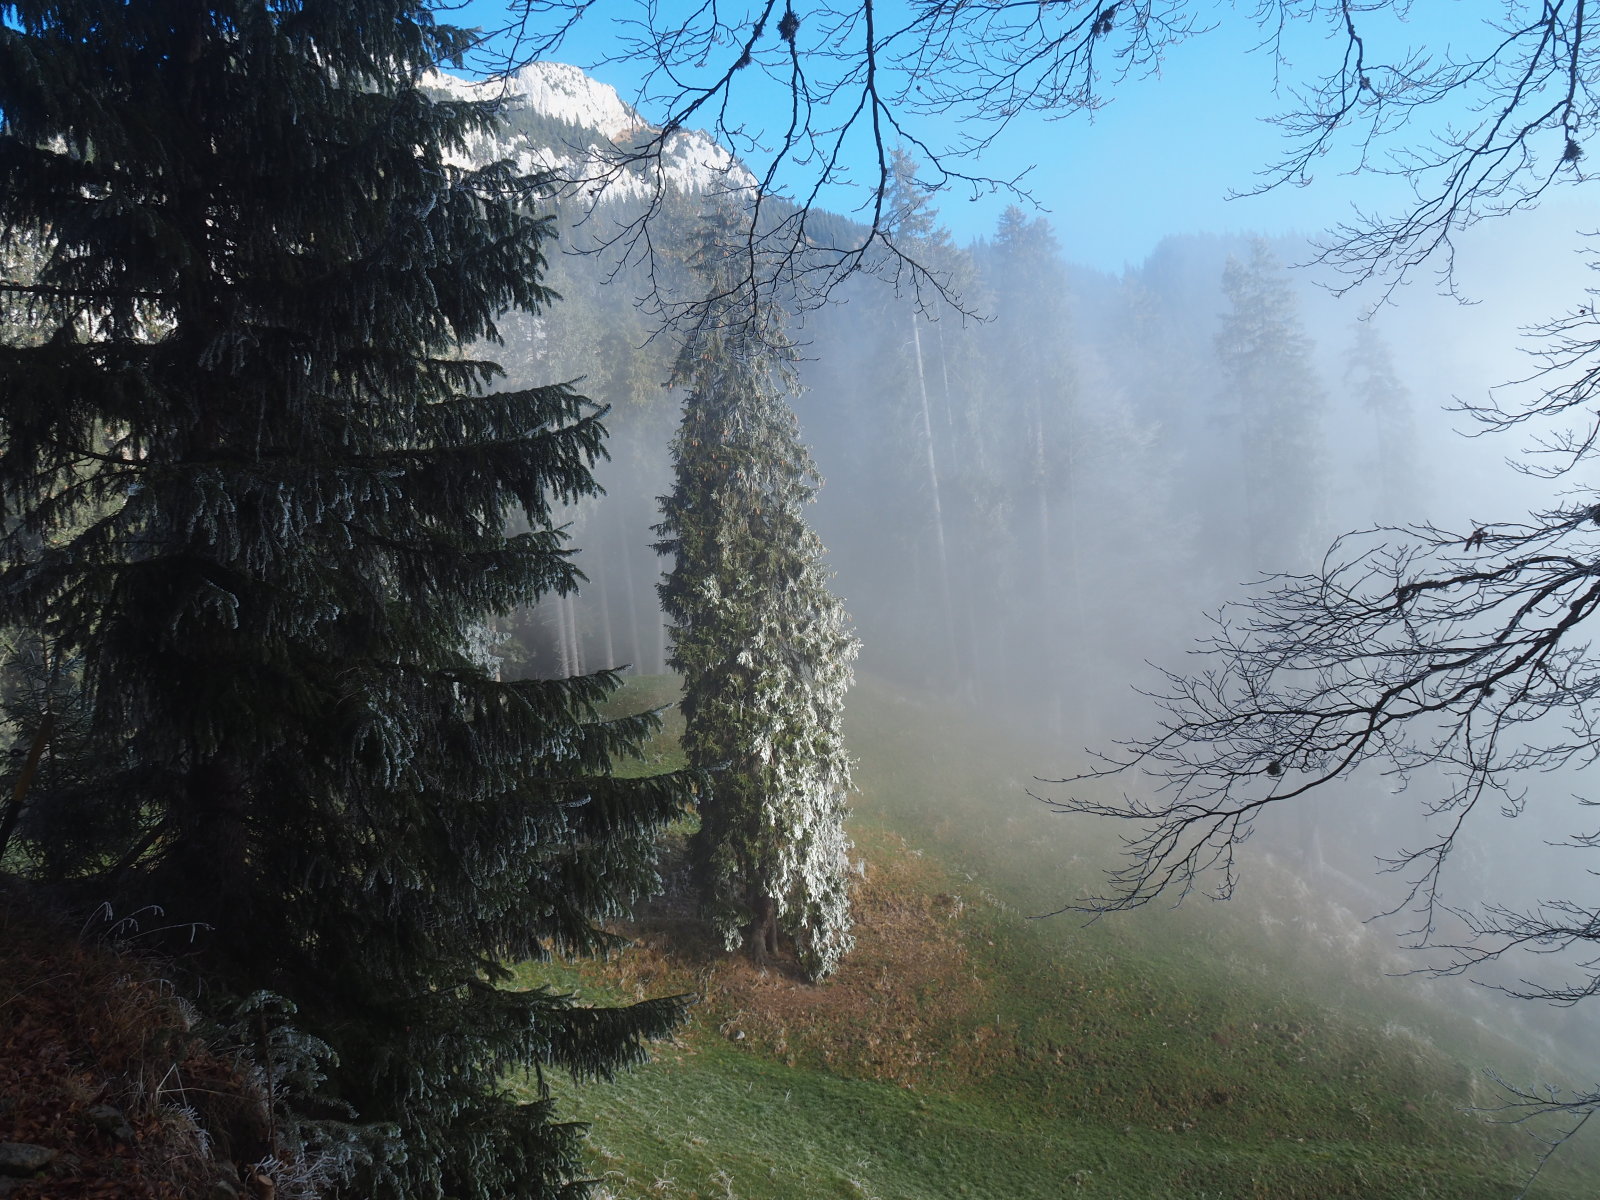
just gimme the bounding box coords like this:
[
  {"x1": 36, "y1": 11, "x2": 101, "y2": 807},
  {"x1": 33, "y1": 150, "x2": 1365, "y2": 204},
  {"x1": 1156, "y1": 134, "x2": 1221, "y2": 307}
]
[
  {"x1": 572, "y1": 827, "x2": 1005, "y2": 1091},
  {"x1": 0, "y1": 884, "x2": 273, "y2": 1200}
]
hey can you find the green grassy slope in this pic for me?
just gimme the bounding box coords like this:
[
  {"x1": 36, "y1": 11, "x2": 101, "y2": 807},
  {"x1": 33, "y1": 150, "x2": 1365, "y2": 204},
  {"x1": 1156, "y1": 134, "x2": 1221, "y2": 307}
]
[{"x1": 516, "y1": 675, "x2": 1598, "y2": 1199}]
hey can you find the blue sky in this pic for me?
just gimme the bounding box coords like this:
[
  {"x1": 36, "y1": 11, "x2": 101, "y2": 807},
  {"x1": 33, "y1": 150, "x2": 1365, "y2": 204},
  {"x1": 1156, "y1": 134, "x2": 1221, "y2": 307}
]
[{"x1": 442, "y1": 3, "x2": 1587, "y2": 275}]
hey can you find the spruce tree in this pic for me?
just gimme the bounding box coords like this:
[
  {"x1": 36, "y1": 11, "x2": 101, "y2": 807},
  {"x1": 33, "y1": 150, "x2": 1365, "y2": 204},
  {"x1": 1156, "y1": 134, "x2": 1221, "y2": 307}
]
[
  {"x1": 0, "y1": 4, "x2": 691, "y2": 1197},
  {"x1": 980, "y1": 207, "x2": 1080, "y2": 728},
  {"x1": 1345, "y1": 319, "x2": 1420, "y2": 522},
  {"x1": 656, "y1": 234, "x2": 859, "y2": 981},
  {"x1": 1215, "y1": 240, "x2": 1328, "y2": 573}
]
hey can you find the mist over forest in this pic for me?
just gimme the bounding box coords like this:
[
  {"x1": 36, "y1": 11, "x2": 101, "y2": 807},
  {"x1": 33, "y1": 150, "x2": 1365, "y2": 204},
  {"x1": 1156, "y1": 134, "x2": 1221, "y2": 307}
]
[
  {"x1": 12, "y1": 11, "x2": 1600, "y2": 1195},
  {"x1": 487, "y1": 143, "x2": 1600, "y2": 1081}
]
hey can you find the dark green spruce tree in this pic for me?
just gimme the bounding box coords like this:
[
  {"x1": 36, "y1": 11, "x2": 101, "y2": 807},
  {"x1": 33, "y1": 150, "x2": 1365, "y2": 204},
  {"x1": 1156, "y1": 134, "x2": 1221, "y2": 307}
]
[
  {"x1": 0, "y1": 4, "x2": 692, "y2": 1197},
  {"x1": 656, "y1": 230, "x2": 859, "y2": 981}
]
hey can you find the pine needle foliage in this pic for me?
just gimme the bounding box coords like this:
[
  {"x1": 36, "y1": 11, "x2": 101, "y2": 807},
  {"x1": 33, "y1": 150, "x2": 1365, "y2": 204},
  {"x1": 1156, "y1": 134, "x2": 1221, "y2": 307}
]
[
  {"x1": 0, "y1": 4, "x2": 693, "y2": 1197},
  {"x1": 655, "y1": 226, "x2": 859, "y2": 981}
]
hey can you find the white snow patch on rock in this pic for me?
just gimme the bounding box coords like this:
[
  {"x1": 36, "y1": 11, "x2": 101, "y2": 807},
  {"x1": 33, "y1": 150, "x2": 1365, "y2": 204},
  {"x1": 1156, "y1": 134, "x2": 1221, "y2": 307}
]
[
  {"x1": 426, "y1": 62, "x2": 642, "y2": 141},
  {"x1": 424, "y1": 62, "x2": 753, "y2": 204}
]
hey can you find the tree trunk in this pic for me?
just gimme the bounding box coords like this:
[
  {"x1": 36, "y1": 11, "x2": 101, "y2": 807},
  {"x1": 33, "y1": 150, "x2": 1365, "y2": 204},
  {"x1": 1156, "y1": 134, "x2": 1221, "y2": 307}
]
[
  {"x1": 596, "y1": 562, "x2": 617, "y2": 670},
  {"x1": 748, "y1": 893, "x2": 778, "y2": 964},
  {"x1": 552, "y1": 596, "x2": 573, "y2": 678},
  {"x1": 1060, "y1": 437, "x2": 1089, "y2": 740},
  {"x1": 934, "y1": 319, "x2": 956, "y2": 431},
  {"x1": 564, "y1": 591, "x2": 585, "y2": 677},
  {"x1": 617, "y1": 496, "x2": 647, "y2": 674},
  {"x1": 909, "y1": 315, "x2": 959, "y2": 681}
]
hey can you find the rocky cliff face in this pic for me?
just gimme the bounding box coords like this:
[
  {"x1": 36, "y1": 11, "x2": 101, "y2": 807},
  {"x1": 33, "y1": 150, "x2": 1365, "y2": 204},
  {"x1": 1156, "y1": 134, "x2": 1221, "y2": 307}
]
[
  {"x1": 429, "y1": 61, "x2": 643, "y2": 140},
  {"x1": 426, "y1": 61, "x2": 751, "y2": 206}
]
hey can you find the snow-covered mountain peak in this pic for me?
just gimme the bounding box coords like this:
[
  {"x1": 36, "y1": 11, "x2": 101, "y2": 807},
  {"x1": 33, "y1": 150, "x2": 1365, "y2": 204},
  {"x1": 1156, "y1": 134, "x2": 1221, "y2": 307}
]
[
  {"x1": 425, "y1": 62, "x2": 752, "y2": 206},
  {"x1": 425, "y1": 61, "x2": 643, "y2": 143}
]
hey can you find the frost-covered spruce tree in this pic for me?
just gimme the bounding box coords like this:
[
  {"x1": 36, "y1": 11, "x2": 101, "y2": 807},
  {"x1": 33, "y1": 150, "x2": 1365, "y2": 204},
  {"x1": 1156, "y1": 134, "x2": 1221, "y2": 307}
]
[
  {"x1": 656, "y1": 232, "x2": 860, "y2": 981},
  {"x1": 0, "y1": 4, "x2": 691, "y2": 1198}
]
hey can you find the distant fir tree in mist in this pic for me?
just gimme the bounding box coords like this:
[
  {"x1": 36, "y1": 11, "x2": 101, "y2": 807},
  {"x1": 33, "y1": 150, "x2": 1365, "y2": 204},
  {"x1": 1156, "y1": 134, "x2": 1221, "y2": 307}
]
[
  {"x1": 977, "y1": 207, "x2": 1083, "y2": 726},
  {"x1": 484, "y1": 198, "x2": 695, "y2": 681},
  {"x1": 987, "y1": 207, "x2": 1074, "y2": 521},
  {"x1": 1215, "y1": 240, "x2": 1328, "y2": 573},
  {"x1": 783, "y1": 155, "x2": 988, "y2": 703},
  {"x1": 656, "y1": 228, "x2": 859, "y2": 981},
  {"x1": 0, "y1": 4, "x2": 693, "y2": 1197},
  {"x1": 1345, "y1": 320, "x2": 1421, "y2": 522}
]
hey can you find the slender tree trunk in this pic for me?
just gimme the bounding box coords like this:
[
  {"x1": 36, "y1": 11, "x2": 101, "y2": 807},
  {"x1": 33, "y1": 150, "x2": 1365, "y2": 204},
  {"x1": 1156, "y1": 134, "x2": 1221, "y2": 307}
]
[
  {"x1": 616, "y1": 497, "x2": 647, "y2": 674},
  {"x1": 1057, "y1": 433, "x2": 1089, "y2": 741},
  {"x1": 563, "y1": 591, "x2": 585, "y2": 676},
  {"x1": 934, "y1": 320, "x2": 983, "y2": 702},
  {"x1": 1029, "y1": 395, "x2": 1050, "y2": 559},
  {"x1": 909, "y1": 315, "x2": 959, "y2": 680},
  {"x1": 1030, "y1": 395, "x2": 1068, "y2": 736},
  {"x1": 934, "y1": 319, "x2": 955, "y2": 431},
  {"x1": 552, "y1": 596, "x2": 573, "y2": 678},
  {"x1": 596, "y1": 563, "x2": 617, "y2": 670}
]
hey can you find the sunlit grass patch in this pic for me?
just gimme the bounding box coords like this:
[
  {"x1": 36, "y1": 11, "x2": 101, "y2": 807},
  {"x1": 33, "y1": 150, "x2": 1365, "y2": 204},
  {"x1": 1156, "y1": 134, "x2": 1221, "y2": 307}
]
[
  {"x1": 604, "y1": 673, "x2": 688, "y2": 778},
  {"x1": 518, "y1": 672, "x2": 1599, "y2": 1199}
]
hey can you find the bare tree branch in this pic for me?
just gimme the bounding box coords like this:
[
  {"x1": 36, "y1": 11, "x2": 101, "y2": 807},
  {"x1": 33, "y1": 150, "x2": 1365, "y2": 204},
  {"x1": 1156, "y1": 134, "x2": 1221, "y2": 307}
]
[
  {"x1": 1044, "y1": 501, "x2": 1600, "y2": 910},
  {"x1": 1243, "y1": 0, "x2": 1599, "y2": 296},
  {"x1": 451, "y1": 0, "x2": 1205, "y2": 324},
  {"x1": 427, "y1": 2, "x2": 1600, "y2": 328}
]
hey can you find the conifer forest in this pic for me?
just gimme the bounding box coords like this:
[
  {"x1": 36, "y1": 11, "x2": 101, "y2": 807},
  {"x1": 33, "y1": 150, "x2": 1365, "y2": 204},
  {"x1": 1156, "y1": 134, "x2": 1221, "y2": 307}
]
[{"x1": 9, "y1": 4, "x2": 1600, "y2": 1199}]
